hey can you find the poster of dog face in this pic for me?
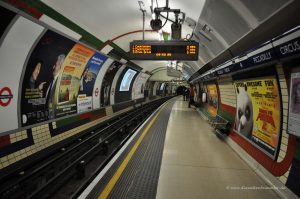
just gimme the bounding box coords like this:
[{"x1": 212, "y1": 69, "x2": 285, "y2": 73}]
[{"x1": 234, "y1": 77, "x2": 281, "y2": 159}]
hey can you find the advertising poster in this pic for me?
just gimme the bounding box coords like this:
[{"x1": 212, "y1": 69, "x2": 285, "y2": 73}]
[
  {"x1": 119, "y1": 69, "x2": 137, "y2": 91},
  {"x1": 77, "y1": 52, "x2": 107, "y2": 113},
  {"x1": 54, "y1": 43, "x2": 94, "y2": 118},
  {"x1": 132, "y1": 72, "x2": 150, "y2": 100},
  {"x1": 234, "y1": 77, "x2": 281, "y2": 158},
  {"x1": 20, "y1": 30, "x2": 75, "y2": 126},
  {"x1": 207, "y1": 84, "x2": 218, "y2": 117},
  {"x1": 288, "y1": 72, "x2": 300, "y2": 137},
  {"x1": 101, "y1": 61, "x2": 122, "y2": 107}
]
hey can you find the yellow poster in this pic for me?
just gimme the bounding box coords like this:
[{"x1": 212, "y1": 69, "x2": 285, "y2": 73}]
[
  {"x1": 207, "y1": 84, "x2": 218, "y2": 117},
  {"x1": 234, "y1": 77, "x2": 280, "y2": 155},
  {"x1": 54, "y1": 43, "x2": 95, "y2": 117}
]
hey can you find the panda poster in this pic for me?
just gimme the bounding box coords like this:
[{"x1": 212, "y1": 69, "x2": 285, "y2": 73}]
[{"x1": 234, "y1": 77, "x2": 281, "y2": 158}]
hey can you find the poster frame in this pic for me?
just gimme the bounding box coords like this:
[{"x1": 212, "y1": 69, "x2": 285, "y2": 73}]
[
  {"x1": 287, "y1": 68, "x2": 300, "y2": 138},
  {"x1": 17, "y1": 28, "x2": 47, "y2": 128},
  {"x1": 233, "y1": 75, "x2": 283, "y2": 160},
  {"x1": 206, "y1": 83, "x2": 218, "y2": 117}
]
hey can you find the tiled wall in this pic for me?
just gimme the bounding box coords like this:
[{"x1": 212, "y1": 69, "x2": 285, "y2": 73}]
[
  {"x1": 217, "y1": 76, "x2": 236, "y2": 107},
  {"x1": 275, "y1": 64, "x2": 290, "y2": 184},
  {"x1": 9, "y1": 131, "x2": 28, "y2": 144}
]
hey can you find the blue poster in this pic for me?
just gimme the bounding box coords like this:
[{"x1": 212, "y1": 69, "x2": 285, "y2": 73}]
[{"x1": 77, "y1": 52, "x2": 107, "y2": 113}]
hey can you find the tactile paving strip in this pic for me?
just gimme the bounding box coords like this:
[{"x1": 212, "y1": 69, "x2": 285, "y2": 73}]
[{"x1": 86, "y1": 98, "x2": 176, "y2": 199}]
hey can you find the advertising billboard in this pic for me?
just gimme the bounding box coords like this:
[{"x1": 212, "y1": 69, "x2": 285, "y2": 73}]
[
  {"x1": 234, "y1": 77, "x2": 281, "y2": 159},
  {"x1": 55, "y1": 43, "x2": 95, "y2": 117},
  {"x1": 19, "y1": 27, "x2": 110, "y2": 125},
  {"x1": 77, "y1": 52, "x2": 107, "y2": 113},
  {"x1": 20, "y1": 30, "x2": 76, "y2": 126},
  {"x1": 119, "y1": 69, "x2": 137, "y2": 91},
  {"x1": 207, "y1": 84, "x2": 218, "y2": 117}
]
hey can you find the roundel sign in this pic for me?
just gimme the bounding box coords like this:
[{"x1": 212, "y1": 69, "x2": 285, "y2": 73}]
[
  {"x1": 95, "y1": 87, "x2": 99, "y2": 97},
  {"x1": 0, "y1": 87, "x2": 13, "y2": 107},
  {"x1": 111, "y1": 88, "x2": 115, "y2": 95}
]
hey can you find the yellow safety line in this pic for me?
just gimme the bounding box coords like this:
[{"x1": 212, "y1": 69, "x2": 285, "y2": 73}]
[{"x1": 98, "y1": 102, "x2": 168, "y2": 199}]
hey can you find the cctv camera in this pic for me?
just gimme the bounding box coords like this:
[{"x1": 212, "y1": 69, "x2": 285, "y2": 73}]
[{"x1": 150, "y1": 18, "x2": 162, "y2": 31}]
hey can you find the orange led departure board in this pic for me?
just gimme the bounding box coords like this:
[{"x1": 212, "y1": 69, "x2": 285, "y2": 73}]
[{"x1": 130, "y1": 40, "x2": 199, "y2": 60}]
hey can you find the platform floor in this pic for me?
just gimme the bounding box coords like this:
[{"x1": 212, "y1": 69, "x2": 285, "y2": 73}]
[
  {"x1": 156, "y1": 98, "x2": 280, "y2": 199},
  {"x1": 82, "y1": 97, "x2": 281, "y2": 199}
]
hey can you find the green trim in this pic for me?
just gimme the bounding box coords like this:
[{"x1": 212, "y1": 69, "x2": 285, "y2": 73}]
[
  {"x1": 110, "y1": 42, "x2": 130, "y2": 58},
  {"x1": 127, "y1": 61, "x2": 142, "y2": 71},
  {"x1": 56, "y1": 115, "x2": 81, "y2": 127},
  {"x1": 109, "y1": 42, "x2": 142, "y2": 71},
  {"x1": 218, "y1": 107, "x2": 234, "y2": 123},
  {"x1": 15, "y1": 0, "x2": 104, "y2": 48},
  {"x1": 79, "y1": 37, "x2": 102, "y2": 50},
  {"x1": 110, "y1": 42, "x2": 123, "y2": 52},
  {"x1": 91, "y1": 108, "x2": 105, "y2": 116}
]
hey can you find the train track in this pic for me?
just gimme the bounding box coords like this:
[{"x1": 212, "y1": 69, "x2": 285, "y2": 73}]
[{"x1": 0, "y1": 97, "x2": 171, "y2": 199}]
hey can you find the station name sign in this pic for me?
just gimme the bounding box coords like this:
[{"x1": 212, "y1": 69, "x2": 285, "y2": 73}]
[{"x1": 130, "y1": 40, "x2": 199, "y2": 60}]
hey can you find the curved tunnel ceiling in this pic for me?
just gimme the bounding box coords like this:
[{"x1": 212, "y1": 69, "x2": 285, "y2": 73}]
[{"x1": 40, "y1": 0, "x2": 296, "y2": 81}]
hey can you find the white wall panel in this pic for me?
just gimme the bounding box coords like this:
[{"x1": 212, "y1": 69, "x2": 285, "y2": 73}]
[
  {"x1": 0, "y1": 17, "x2": 44, "y2": 134},
  {"x1": 39, "y1": 15, "x2": 81, "y2": 40}
]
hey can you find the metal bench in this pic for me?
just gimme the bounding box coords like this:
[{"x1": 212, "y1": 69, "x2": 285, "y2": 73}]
[{"x1": 210, "y1": 114, "x2": 231, "y2": 140}]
